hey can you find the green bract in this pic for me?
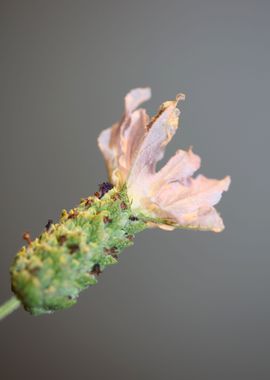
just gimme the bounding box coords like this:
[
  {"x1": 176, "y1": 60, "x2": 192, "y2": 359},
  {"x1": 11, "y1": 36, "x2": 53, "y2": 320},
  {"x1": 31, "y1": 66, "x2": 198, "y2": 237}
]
[{"x1": 10, "y1": 186, "x2": 146, "y2": 315}]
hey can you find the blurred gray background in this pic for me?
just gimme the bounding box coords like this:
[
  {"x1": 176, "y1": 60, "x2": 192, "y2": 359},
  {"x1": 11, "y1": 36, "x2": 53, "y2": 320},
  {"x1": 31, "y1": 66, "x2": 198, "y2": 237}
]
[{"x1": 0, "y1": 1, "x2": 269, "y2": 379}]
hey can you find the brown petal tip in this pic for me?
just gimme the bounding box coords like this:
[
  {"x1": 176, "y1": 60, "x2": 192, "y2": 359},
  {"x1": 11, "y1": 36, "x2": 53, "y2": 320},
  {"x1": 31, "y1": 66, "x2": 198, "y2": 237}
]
[{"x1": 176, "y1": 93, "x2": 186, "y2": 102}]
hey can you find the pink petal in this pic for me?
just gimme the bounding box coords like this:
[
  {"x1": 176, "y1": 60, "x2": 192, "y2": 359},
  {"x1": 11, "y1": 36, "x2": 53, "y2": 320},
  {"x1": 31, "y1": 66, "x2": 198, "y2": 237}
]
[
  {"x1": 97, "y1": 88, "x2": 151, "y2": 183},
  {"x1": 141, "y1": 174, "x2": 230, "y2": 232},
  {"x1": 97, "y1": 126, "x2": 116, "y2": 181},
  {"x1": 175, "y1": 206, "x2": 226, "y2": 232},
  {"x1": 119, "y1": 109, "x2": 149, "y2": 171},
  {"x1": 165, "y1": 175, "x2": 231, "y2": 213},
  {"x1": 127, "y1": 94, "x2": 185, "y2": 193},
  {"x1": 151, "y1": 175, "x2": 230, "y2": 231},
  {"x1": 125, "y1": 87, "x2": 151, "y2": 113},
  {"x1": 157, "y1": 147, "x2": 201, "y2": 181},
  {"x1": 149, "y1": 147, "x2": 201, "y2": 197}
]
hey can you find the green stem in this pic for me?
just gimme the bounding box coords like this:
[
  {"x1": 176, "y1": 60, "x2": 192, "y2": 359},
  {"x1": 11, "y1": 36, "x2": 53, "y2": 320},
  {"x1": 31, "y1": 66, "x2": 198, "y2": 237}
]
[{"x1": 0, "y1": 297, "x2": 21, "y2": 321}]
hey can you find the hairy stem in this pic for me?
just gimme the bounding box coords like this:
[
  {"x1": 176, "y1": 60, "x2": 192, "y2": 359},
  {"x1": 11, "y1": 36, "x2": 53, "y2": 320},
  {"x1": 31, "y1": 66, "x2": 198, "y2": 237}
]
[{"x1": 0, "y1": 297, "x2": 21, "y2": 321}]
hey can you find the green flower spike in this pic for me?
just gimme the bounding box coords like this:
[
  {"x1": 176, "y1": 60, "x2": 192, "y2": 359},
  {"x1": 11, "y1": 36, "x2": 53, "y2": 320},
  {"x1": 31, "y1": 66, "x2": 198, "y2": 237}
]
[{"x1": 0, "y1": 87, "x2": 230, "y2": 320}]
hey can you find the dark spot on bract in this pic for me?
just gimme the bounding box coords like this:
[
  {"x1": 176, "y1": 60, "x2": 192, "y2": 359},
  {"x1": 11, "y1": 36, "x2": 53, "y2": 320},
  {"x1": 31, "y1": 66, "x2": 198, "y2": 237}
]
[
  {"x1": 22, "y1": 232, "x2": 32, "y2": 245},
  {"x1": 112, "y1": 193, "x2": 121, "y2": 201},
  {"x1": 68, "y1": 210, "x2": 79, "y2": 219},
  {"x1": 91, "y1": 263, "x2": 102, "y2": 276},
  {"x1": 68, "y1": 243, "x2": 79, "y2": 254},
  {"x1": 129, "y1": 216, "x2": 139, "y2": 221},
  {"x1": 104, "y1": 247, "x2": 118, "y2": 258},
  {"x1": 120, "y1": 202, "x2": 127, "y2": 210},
  {"x1": 103, "y1": 216, "x2": 112, "y2": 224},
  {"x1": 45, "y1": 219, "x2": 53, "y2": 231},
  {"x1": 99, "y1": 182, "x2": 114, "y2": 198},
  {"x1": 29, "y1": 266, "x2": 40, "y2": 275},
  {"x1": 84, "y1": 198, "x2": 94, "y2": 207},
  {"x1": 57, "y1": 235, "x2": 67, "y2": 245}
]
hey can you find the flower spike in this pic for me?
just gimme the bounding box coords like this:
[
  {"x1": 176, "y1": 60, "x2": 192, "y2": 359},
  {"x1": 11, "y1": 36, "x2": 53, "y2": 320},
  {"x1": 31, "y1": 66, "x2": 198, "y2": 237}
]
[{"x1": 0, "y1": 87, "x2": 230, "y2": 320}]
